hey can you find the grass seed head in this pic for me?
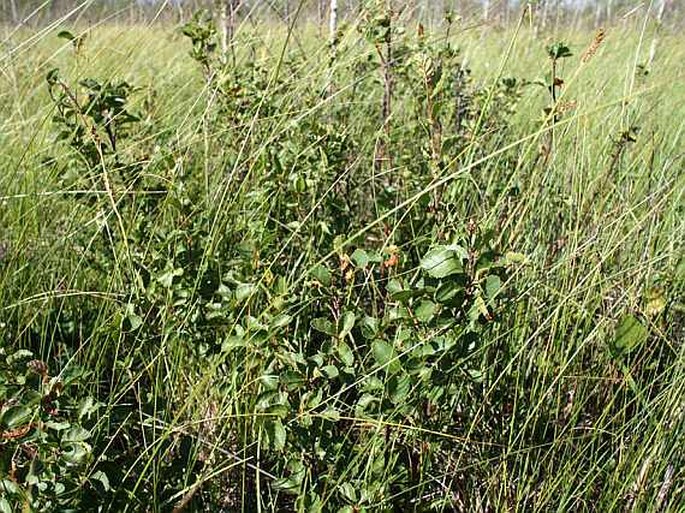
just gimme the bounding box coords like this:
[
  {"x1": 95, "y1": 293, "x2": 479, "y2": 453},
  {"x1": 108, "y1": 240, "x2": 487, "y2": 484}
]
[{"x1": 581, "y1": 28, "x2": 606, "y2": 63}]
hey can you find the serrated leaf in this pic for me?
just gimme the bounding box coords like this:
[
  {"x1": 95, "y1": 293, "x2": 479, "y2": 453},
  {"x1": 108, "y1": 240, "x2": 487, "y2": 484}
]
[{"x1": 547, "y1": 42, "x2": 573, "y2": 60}]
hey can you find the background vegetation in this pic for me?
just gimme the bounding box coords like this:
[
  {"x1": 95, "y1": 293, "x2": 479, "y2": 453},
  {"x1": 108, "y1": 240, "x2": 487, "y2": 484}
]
[{"x1": 0, "y1": 1, "x2": 683, "y2": 511}]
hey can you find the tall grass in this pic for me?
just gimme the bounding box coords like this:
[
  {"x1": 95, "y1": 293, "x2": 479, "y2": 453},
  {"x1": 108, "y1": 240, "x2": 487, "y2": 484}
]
[{"x1": 0, "y1": 6, "x2": 683, "y2": 512}]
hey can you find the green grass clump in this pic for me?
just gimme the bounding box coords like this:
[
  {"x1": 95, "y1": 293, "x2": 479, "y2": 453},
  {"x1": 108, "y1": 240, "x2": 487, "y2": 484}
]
[{"x1": 0, "y1": 6, "x2": 683, "y2": 512}]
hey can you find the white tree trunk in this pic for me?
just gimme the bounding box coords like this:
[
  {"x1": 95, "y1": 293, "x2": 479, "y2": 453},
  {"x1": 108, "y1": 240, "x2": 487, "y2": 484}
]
[
  {"x1": 326, "y1": 0, "x2": 338, "y2": 95},
  {"x1": 649, "y1": 0, "x2": 669, "y2": 67},
  {"x1": 9, "y1": 0, "x2": 18, "y2": 23},
  {"x1": 219, "y1": 1, "x2": 229, "y2": 62},
  {"x1": 656, "y1": 0, "x2": 667, "y2": 23},
  {"x1": 329, "y1": 0, "x2": 338, "y2": 42}
]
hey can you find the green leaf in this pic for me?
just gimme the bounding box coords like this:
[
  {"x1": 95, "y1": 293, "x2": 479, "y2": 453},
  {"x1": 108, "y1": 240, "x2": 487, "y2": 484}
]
[
  {"x1": 468, "y1": 296, "x2": 490, "y2": 322},
  {"x1": 0, "y1": 498, "x2": 11, "y2": 513},
  {"x1": 355, "y1": 394, "x2": 379, "y2": 415},
  {"x1": 235, "y1": 283, "x2": 257, "y2": 302},
  {"x1": 281, "y1": 370, "x2": 306, "y2": 391},
  {"x1": 311, "y1": 318, "x2": 336, "y2": 336},
  {"x1": 260, "y1": 374, "x2": 279, "y2": 390},
  {"x1": 360, "y1": 316, "x2": 379, "y2": 339},
  {"x1": 337, "y1": 341, "x2": 355, "y2": 367},
  {"x1": 270, "y1": 313, "x2": 293, "y2": 330},
  {"x1": 435, "y1": 281, "x2": 463, "y2": 303},
  {"x1": 339, "y1": 482, "x2": 357, "y2": 502},
  {"x1": 351, "y1": 248, "x2": 370, "y2": 268},
  {"x1": 61, "y1": 442, "x2": 91, "y2": 464},
  {"x1": 611, "y1": 315, "x2": 648, "y2": 358},
  {"x1": 467, "y1": 369, "x2": 484, "y2": 383},
  {"x1": 320, "y1": 407, "x2": 340, "y2": 422},
  {"x1": 310, "y1": 264, "x2": 332, "y2": 286},
  {"x1": 547, "y1": 42, "x2": 573, "y2": 60},
  {"x1": 420, "y1": 246, "x2": 464, "y2": 278},
  {"x1": 305, "y1": 388, "x2": 324, "y2": 409},
  {"x1": 415, "y1": 300, "x2": 437, "y2": 322},
  {"x1": 505, "y1": 251, "x2": 527, "y2": 265},
  {"x1": 265, "y1": 404, "x2": 290, "y2": 419},
  {"x1": 124, "y1": 303, "x2": 143, "y2": 331},
  {"x1": 0, "y1": 480, "x2": 21, "y2": 497},
  {"x1": 485, "y1": 274, "x2": 502, "y2": 300},
  {"x1": 339, "y1": 311, "x2": 356, "y2": 338},
  {"x1": 388, "y1": 373, "x2": 411, "y2": 404},
  {"x1": 372, "y1": 339, "x2": 397, "y2": 372},
  {"x1": 446, "y1": 243, "x2": 469, "y2": 260},
  {"x1": 57, "y1": 30, "x2": 75, "y2": 41},
  {"x1": 321, "y1": 364, "x2": 339, "y2": 379},
  {"x1": 45, "y1": 420, "x2": 71, "y2": 431},
  {"x1": 386, "y1": 278, "x2": 405, "y2": 296},
  {"x1": 62, "y1": 426, "x2": 90, "y2": 443},
  {"x1": 271, "y1": 473, "x2": 301, "y2": 495},
  {"x1": 1, "y1": 405, "x2": 32, "y2": 429},
  {"x1": 267, "y1": 419, "x2": 287, "y2": 451},
  {"x1": 46, "y1": 68, "x2": 61, "y2": 86},
  {"x1": 156, "y1": 267, "x2": 182, "y2": 288},
  {"x1": 90, "y1": 470, "x2": 111, "y2": 492}
]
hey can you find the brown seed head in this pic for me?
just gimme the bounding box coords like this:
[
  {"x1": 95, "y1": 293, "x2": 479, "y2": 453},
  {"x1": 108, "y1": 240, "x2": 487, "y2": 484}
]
[{"x1": 582, "y1": 28, "x2": 606, "y2": 64}]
